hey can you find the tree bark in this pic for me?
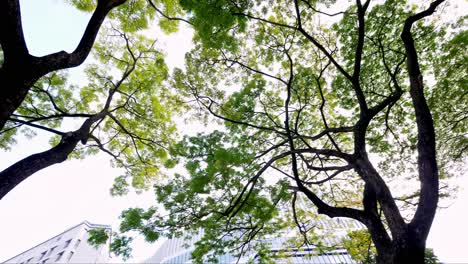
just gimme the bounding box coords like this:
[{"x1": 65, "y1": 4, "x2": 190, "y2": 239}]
[
  {"x1": 392, "y1": 236, "x2": 425, "y2": 264},
  {"x1": 372, "y1": 237, "x2": 425, "y2": 264},
  {"x1": 0, "y1": 63, "x2": 38, "y2": 130},
  {"x1": 372, "y1": 1, "x2": 445, "y2": 263},
  {"x1": 0, "y1": 114, "x2": 103, "y2": 199},
  {"x1": 0, "y1": 132, "x2": 81, "y2": 199},
  {"x1": 400, "y1": 0, "x2": 444, "y2": 248},
  {"x1": 0, "y1": 0, "x2": 127, "y2": 131}
]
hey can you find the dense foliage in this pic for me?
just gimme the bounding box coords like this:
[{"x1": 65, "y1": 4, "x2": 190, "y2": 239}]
[
  {"x1": 1, "y1": 0, "x2": 466, "y2": 263},
  {"x1": 0, "y1": 0, "x2": 185, "y2": 198},
  {"x1": 104, "y1": 0, "x2": 465, "y2": 263}
]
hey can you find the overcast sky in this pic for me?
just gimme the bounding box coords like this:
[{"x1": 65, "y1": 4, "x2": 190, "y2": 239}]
[{"x1": 0, "y1": 0, "x2": 467, "y2": 263}]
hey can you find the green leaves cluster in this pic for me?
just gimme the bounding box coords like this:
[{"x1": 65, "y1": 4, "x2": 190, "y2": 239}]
[
  {"x1": 68, "y1": 0, "x2": 184, "y2": 33},
  {"x1": 88, "y1": 228, "x2": 110, "y2": 246},
  {"x1": 54, "y1": 0, "x2": 466, "y2": 262},
  {"x1": 2, "y1": 13, "x2": 182, "y2": 195},
  {"x1": 342, "y1": 229, "x2": 376, "y2": 264},
  {"x1": 179, "y1": 0, "x2": 249, "y2": 50},
  {"x1": 110, "y1": 0, "x2": 466, "y2": 261}
]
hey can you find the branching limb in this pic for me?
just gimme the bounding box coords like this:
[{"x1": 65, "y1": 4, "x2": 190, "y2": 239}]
[
  {"x1": 146, "y1": 0, "x2": 192, "y2": 25},
  {"x1": 34, "y1": 0, "x2": 128, "y2": 74},
  {"x1": 0, "y1": 0, "x2": 128, "y2": 132},
  {"x1": 401, "y1": 0, "x2": 445, "y2": 241},
  {"x1": 0, "y1": 0, "x2": 29, "y2": 61}
]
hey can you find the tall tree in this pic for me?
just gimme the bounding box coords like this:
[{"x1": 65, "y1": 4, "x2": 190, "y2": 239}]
[
  {"x1": 106, "y1": 0, "x2": 466, "y2": 263},
  {"x1": 0, "y1": 0, "x2": 186, "y2": 198}
]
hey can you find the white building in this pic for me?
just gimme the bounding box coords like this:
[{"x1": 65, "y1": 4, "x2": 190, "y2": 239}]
[
  {"x1": 145, "y1": 218, "x2": 363, "y2": 264},
  {"x1": 2, "y1": 221, "x2": 111, "y2": 264}
]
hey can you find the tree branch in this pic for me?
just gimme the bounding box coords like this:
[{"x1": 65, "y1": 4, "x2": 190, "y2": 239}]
[
  {"x1": 401, "y1": 0, "x2": 445, "y2": 242},
  {"x1": 146, "y1": 0, "x2": 192, "y2": 25},
  {"x1": 34, "y1": 0, "x2": 128, "y2": 75},
  {"x1": 0, "y1": 0, "x2": 29, "y2": 61},
  {"x1": 0, "y1": 113, "x2": 102, "y2": 199}
]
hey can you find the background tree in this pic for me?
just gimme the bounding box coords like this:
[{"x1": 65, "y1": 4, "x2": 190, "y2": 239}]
[
  {"x1": 105, "y1": 0, "x2": 466, "y2": 263},
  {"x1": 0, "y1": 0, "x2": 187, "y2": 198}
]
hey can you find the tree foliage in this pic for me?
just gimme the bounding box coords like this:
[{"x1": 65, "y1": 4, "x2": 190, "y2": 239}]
[
  {"x1": 343, "y1": 229, "x2": 376, "y2": 264},
  {"x1": 0, "y1": 0, "x2": 187, "y2": 198},
  {"x1": 104, "y1": 0, "x2": 466, "y2": 263},
  {"x1": 2, "y1": 0, "x2": 466, "y2": 263}
]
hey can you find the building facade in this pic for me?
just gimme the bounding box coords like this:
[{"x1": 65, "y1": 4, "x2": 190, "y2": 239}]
[
  {"x1": 145, "y1": 218, "x2": 362, "y2": 264},
  {"x1": 2, "y1": 221, "x2": 111, "y2": 264}
]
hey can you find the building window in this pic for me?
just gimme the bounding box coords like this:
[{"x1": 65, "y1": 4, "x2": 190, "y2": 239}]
[
  {"x1": 55, "y1": 251, "x2": 65, "y2": 262},
  {"x1": 26, "y1": 258, "x2": 34, "y2": 263},
  {"x1": 63, "y1": 239, "x2": 72, "y2": 248},
  {"x1": 41, "y1": 258, "x2": 49, "y2": 264},
  {"x1": 47, "y1": 246, "x2": 57, "y2": 256},
  {"x1": 56, "y1": 236, "x2": 62, "y2": 242},
  {"x1": 74, "y1": 239, "x2": 81, "y2": 249},
  {"x1": 67, "y1": 251, "x2": 74, "y2": 262},
  {"x1": 39, "y1": 251, "x2": 47, "y2": 260}
]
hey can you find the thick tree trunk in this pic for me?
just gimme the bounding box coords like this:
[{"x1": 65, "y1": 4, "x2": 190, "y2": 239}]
[
  {"x1": 392, "y1": 243, "x2": 425, "y2": 264},
  {"x1": 0, "y1": 62, "x2": 38, "y2": 130},
  {"x1": 372, "y1": 3, "x2": 445, "y2": 263},
  {"x1": 374, "y1": 234, "x2": 425, "y2": 264}
]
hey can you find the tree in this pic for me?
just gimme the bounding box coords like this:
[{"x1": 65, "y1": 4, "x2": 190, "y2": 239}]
[
  {"x1": 342, "y1": 229, "x2": 440, "y2": 263},
  {"x1": 0, "y1": 0, "x2": 186, "y2": 199},
  {"x1": 106, "y1": 0, "x2": 466, "y2": 263}
]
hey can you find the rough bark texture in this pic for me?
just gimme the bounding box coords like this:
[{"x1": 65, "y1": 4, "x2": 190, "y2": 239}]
[{"x1": 392, "y1": 232, "x2": 426, "y2": 264}]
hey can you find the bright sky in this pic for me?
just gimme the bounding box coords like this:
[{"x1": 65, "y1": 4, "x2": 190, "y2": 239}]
[{"x1": 0, "y1": 0, "x2": 467, "y2": 263}]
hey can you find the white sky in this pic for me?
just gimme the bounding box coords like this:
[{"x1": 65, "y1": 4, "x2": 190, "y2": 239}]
[{"x1": 0, "y1": 0, "x2": 467, "y2": 263}]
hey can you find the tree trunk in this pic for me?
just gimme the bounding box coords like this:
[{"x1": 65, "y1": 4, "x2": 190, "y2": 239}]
[
  {"x1": 392, "y1": 231, "x2": 425, "y2": 264},
  {"x1": 392, "y1": 245, "x2": 425, "y2": 264},
  {"x1": 375, "y1": 234, "x2": 425, "y2": 264},
  {"x1": 0, "y1": 61, "x2": 38, "y2": 130}
]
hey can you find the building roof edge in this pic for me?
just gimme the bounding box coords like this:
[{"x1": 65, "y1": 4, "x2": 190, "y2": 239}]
[{"x1": 1, "y1": 221, "x2": 111, "y2": 263}]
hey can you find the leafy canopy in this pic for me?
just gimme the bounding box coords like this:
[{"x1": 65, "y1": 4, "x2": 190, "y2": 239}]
[
  {"x1": 97, "y1": 0, "x2": 465, "y2": 261},
  {"x1": 0, "y1": 0, "x2": 188, "y2": 193}
]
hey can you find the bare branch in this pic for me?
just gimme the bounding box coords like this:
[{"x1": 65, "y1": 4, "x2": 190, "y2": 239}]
[{"x1": 146, "y1": 0, "x2": 193, "y2": 25}]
